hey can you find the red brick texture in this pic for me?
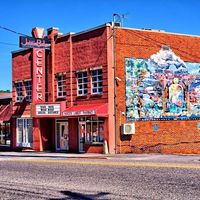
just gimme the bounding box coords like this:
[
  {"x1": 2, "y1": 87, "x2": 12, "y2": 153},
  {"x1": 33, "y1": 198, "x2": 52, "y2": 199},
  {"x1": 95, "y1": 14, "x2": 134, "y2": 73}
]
[
  {"x1": 54, "y1": 27, "x2": 109, "y2": 106},
  {"x1": 12, "y1": 49, "x2": 32, "y2": 116},
  {"x1": 115, "y1": 28, "x2": 200, "y2": 154},
  {"x1": 11, "y1": 26, "x2": 110, "y2": 153}
]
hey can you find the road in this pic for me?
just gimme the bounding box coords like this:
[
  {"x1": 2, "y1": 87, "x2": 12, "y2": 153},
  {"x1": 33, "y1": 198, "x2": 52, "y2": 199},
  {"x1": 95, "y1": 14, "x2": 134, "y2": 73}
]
[{"x1": 0, "y1": 153, "x2": 200, "y2": 200}]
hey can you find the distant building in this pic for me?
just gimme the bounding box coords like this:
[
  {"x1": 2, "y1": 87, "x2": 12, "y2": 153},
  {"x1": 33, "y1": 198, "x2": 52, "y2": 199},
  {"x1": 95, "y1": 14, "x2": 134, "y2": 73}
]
[
  {"x1": 11, "y1": 23, "x2": 200, "y2": 154},
  {"x1": 0, "y1": 92, "x2": 12, "y2": 148}
]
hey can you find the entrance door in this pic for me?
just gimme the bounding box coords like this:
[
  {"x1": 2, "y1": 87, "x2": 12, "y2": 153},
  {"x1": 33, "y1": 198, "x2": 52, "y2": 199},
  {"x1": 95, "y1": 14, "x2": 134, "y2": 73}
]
[
  {"x1": 56, "y1": 122, "x2": 69, "y2": 151},
  {"x1": 79, "y1": 122, "x2": 86, "y2": 152}
]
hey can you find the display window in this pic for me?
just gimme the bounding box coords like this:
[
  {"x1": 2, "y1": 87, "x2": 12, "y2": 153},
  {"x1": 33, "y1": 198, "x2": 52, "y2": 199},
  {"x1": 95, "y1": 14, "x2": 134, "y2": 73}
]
[
  {"x1": 16, "y1": 118, "x2": 32, "y2": 147},
  {"x1": 0, "y1": 122, "x2": 10, "y2": 145},
  {"x1": 79, "y1": 117, "x2": 104, "y2": 144}
]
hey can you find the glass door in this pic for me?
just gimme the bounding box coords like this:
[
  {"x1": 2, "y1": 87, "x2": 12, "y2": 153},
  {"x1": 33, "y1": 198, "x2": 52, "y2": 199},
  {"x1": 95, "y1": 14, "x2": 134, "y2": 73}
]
[
  {"x1": 56, "y1": 122, "x2": 69, "y2": 151},
  {"x1": 79, "y1": 122, "x2": 86, "y2": 152}
]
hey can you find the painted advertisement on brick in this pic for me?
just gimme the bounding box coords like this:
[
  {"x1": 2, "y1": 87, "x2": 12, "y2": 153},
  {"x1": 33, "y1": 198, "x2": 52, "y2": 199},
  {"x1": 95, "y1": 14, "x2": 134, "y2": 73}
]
[{"x1": 125, "y1": 47, "x2": 200, "y2": 121}]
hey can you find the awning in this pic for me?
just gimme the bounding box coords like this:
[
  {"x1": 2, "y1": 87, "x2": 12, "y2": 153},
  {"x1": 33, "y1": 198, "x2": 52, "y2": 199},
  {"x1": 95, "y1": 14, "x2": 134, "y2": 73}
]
[
  {"x1": 62, "y1": 103, "x2": 108, "y2": 117},
  {"x1": 0, "y1": 104, "x2": 12, "y2": 123}
]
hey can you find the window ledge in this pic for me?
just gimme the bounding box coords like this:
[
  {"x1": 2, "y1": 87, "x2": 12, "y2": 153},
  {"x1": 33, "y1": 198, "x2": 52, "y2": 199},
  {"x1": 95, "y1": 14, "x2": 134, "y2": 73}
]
[
  {"x1": 76, "y1": 95, "x2": 88, "y2": 100},
  {"x1": 56, "y1": 97, "x2": 66, "y2": 101},
  {"x1": 89, "y1": 93, "x2": 103, "y2": 98}
]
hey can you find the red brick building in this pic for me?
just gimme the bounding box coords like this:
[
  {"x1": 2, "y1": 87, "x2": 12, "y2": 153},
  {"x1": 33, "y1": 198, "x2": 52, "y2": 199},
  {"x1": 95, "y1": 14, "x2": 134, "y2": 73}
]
[
  {"x1": 0, "y1": 92, "x2": 12, "y2": 148},
  {"x1": 115, "y1": 27, "x2": 200, "y2": 154},
  {"x1": 11, "y1": 23, "x2": 200, "y2": 154},
  {"x1": 12, "y1": 24, "x2": 115, "y2": 153}
]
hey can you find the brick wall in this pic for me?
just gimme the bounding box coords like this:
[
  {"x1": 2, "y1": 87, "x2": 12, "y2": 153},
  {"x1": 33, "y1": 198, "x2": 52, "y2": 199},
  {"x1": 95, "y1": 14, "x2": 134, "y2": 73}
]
[
  {"x1": 12, "y1": 49, "x2": 32, "y2": 81},
  {"x1": 54, "y1": 27, "x2": 109, "y2": 106},
  {"x1": 12, "y1": 49, "x2": 32, "y2": 116},
  {"x1": 116, "y1": 28, "x2": 200, "y2": 154}
]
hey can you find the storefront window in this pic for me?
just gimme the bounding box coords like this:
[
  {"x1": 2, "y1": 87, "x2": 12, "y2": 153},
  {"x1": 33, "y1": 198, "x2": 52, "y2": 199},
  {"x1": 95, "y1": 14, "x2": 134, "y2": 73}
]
[
  {"x1": 86, "y1": 123, "x2": 91, "y2": 143},
  {"x1": 99, "y1": 121, "x2": 104, "y2": 142},
  {"x1": 56, "y1": 123, "x2": 60, "y2": 149},
  {"x1": 17, "y1": 118, "x2": 32, "y2": 147},
  {"x1": 92, "y1": 121, "x2": 98, "y2": 142},
  {"x1": 0, "y1": 123, "x2": 10, "y2": 145},
  {"x1": 79, "y1": 117, "x2": 104, "y2": 144}
]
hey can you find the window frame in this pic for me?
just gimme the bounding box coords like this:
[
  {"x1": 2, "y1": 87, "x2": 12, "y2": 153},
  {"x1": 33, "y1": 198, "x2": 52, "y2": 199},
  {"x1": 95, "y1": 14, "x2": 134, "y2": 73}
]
[
  {"x1": 56, "y1": 74, "x2": 66, "y2": 98},
  {"x1": 15, "y1": 82, "x2": 23, "y2": 102},
  {"x1": 24, "y1": 80, "x2": 32, "y2": 102},
  {"x1": 91, "y1": 69, "x2": 103, "y2": 95},
  {"x1": 79, "y1": 117, "x2": 104, "y2": 144},
  {"x1": 76, "y1": 71, "x2": 88, "y2": 96}
]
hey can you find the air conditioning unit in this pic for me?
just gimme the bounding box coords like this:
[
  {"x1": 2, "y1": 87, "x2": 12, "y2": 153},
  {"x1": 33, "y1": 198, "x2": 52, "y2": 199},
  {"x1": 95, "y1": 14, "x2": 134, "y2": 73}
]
[{"x1": 121, "y1": 123, "x2": 135, "y2": 135}]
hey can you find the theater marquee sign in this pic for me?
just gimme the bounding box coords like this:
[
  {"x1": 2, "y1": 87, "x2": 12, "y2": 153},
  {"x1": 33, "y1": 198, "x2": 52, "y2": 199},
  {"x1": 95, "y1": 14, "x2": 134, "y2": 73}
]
[
  {"x1": 36, "y1": 104, "x2": 61, "y2": 116},
  {"x1": 19, "y1": 27, "x2": 47, "y2": 103},
  {"x1": 19, "y1": 36, "x2": 50, "y2": 49},
  {"x1": 32, "y1": 49, "x2": 45, "y2": 102},
  {"x1": 34, "y1": 102, "x2": 66, "y2": 117}
]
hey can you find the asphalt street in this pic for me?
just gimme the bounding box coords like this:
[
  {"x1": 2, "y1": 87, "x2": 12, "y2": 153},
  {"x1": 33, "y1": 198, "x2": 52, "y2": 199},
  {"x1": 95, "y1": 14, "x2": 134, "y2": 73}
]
[{"x1": 0, "y1": 152, "x2": 200, "y2": 200}]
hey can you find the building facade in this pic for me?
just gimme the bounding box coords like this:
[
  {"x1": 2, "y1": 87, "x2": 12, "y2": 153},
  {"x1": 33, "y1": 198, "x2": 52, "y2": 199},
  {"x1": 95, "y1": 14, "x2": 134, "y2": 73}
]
[
  {"x1": 12, "y1": 24, "x2": 115, "y2": 153},
  {"x1": 11, "y1": 23, "x2": 200, "y2": 154},
  {"x1": 0, "y1": 92, "x2": 12, "y2": 149},
  {"x1": 115, "y1": 27, "x2": 200, "y2": 154}
]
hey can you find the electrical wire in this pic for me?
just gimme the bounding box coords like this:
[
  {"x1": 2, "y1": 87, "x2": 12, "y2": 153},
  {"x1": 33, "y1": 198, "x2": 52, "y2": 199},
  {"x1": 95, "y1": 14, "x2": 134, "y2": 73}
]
[
  {"x1": 0, "y1": 41, "x2": 18, "y2": 46},
  {"x1": 0, "y1": 25, "x2": 29, "y2": 37},
  {"x1": 0, "y1": 25, "x2": 29, "y2": 47},
  {"x1": 123, "y1": 29, "x2": 200, "y2": 61}
]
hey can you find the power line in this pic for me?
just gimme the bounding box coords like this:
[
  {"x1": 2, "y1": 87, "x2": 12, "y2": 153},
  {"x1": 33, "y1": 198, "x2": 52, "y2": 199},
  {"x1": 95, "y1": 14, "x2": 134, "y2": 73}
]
[
  {"x1": 0, "y1": 25, "x2": 29, "y2": 37},
  {"x1": 125, "y1": 29, "x2": 200, "y2": 61},
  {"x1": 0, "y1": 41, "x2": 18, "y2": 46}
]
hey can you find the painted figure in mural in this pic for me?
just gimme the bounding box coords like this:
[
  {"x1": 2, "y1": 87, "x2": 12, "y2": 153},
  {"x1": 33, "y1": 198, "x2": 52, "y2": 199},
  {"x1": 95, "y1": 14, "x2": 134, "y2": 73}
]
[
  {"x1": 169, "y1": 78, "x2": 183, "y2": 105},
  {"x1": 168, "y1": 77, "x2": 185, "y2": 114}
]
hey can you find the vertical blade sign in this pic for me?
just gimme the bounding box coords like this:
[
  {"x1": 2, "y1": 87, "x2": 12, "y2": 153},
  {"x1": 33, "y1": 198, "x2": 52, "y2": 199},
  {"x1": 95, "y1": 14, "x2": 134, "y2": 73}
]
[{"x1": 32, "y1": 48, "x2": 45, "y2": 102}]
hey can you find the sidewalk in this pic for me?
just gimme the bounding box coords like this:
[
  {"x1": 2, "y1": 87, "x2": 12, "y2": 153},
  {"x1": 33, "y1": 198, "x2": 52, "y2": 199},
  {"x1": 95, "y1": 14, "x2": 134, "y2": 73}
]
[
  {"x1": 0, "y1": 151, "x2": 109, "y2": 159},
  {"x1": 0, "y1": 151, "x2": 200, "y2": 162}
]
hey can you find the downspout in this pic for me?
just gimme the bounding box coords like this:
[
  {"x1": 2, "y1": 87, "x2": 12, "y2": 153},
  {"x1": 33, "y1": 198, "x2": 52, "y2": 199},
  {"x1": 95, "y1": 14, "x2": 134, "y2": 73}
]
[
  {"x1": 113, "y1": 24, "x2": 117, "y2": 154},
  {"x1": 69, "y1": 33, "x2": 73, "y2": 106},
  {"x1": 47, "y1": 27, "x2": 59, "y2": 102},
  {"x1": 51, "y1": 35, "x2": 55, "y2": 102}
]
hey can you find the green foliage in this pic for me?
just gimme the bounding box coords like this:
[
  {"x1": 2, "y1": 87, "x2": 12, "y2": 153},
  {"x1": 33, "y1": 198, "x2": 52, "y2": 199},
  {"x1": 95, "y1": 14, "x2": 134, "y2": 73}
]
[{"x1": 0, "y1": 90, "x2": 11, "y2": 93}]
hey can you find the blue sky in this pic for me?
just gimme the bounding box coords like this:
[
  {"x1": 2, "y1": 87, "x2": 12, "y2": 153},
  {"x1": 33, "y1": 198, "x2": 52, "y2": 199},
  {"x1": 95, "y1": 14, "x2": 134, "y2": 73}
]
[{"x1": 0, "y1": 0, "x2": 200, "y2": 90}]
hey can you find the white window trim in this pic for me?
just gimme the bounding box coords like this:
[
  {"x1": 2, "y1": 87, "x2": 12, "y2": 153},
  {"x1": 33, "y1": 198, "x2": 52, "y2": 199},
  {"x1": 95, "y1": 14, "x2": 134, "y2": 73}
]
[
  {"x1": 57, "y1": 74, "x2": 66, "y2": 98},
  {"x1": 24, "y1": 80, "x2": 32, "y2": 102},
  {"x1": 90, "y1": 66, "x2": 102, "y2": 70},
  {"x1": 15, "y1": 82, "x2": 23, "y2": 103},
  {"x1": 91, "y1": 69, "x2": 103, "y2": 95},
  {"x1": 77, "y1": 71, "x2": 88, "y2": 96}
]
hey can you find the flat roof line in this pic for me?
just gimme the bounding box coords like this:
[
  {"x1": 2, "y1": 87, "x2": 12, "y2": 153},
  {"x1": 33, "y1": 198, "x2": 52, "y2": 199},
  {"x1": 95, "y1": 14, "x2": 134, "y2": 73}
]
[
  {"x1": 72, "y1": 22, "x2": 112, "y2": 37},
  {"x1": 117, "y1": 26, "x2": 200, "y2": 38}
]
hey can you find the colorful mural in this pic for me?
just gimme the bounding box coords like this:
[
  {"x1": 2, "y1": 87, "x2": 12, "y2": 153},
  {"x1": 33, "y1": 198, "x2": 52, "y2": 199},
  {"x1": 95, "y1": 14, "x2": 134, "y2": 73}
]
[{"x1": 125, "y1": 47, "x2": 200, "y2": 121}]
